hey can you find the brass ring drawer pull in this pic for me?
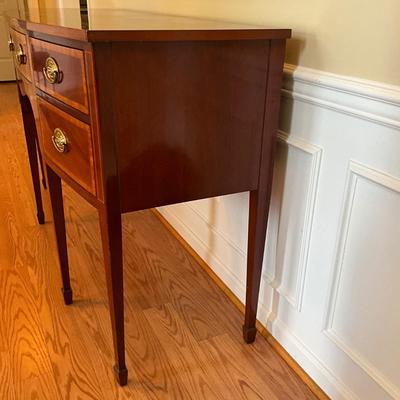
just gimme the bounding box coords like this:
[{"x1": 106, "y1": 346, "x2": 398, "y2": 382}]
[
  {"x1": 15, "y1": 44, "x2": 26, "y2": 65},
  {"x1": 8, "y1": 35, "x2": 14, "y2": 52},
  {"x1": 43, "y1": 57, "x2": 63, "y2": 84},
  {"x1": 52, "y1": 128, "x2": 69, "y2": 153}
]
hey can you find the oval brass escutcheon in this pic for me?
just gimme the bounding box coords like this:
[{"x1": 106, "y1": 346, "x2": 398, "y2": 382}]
[
  {"x1": 51, "y1": 128, "x2": 69, "y2": 153},
  {"x1": 43, "y1": 57, "x2": 63, "y2": 84}
]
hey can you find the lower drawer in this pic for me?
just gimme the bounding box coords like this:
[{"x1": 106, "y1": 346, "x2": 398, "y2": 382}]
[{"x1": 38, "y1": 98, "x2": 96, "y2": 195}]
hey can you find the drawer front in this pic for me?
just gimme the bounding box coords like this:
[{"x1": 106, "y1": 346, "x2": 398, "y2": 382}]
[
  {"x1": 10, "y1": 29, "x2": 32, "y2": 82},
  {"x1": 31, "y1": 38, "x2": 89, "y2": 114},
  {"x1": 38, "y1": 98, "x2": 96, "y2": 195}
]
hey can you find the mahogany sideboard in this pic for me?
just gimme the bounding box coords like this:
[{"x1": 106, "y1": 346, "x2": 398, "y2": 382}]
[{"x1": 7, "y1": 8, "x2": 291, "y2": 386}]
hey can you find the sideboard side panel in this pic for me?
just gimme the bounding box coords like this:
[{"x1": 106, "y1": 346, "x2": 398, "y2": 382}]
[{"x1": 111, "y1": 40, "x2": 270, "y2": 212}]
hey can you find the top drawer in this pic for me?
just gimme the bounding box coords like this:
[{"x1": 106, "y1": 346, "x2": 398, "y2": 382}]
[
  {"x1": 30, "y1": 38, "x2": 89, "y2": 114},
  {"x1": 9, "y1": 29, "x2": 32, "y2": 82}
]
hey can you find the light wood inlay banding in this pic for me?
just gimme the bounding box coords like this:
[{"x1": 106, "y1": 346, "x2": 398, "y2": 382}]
[
  {"x1": 30, "y1": 38, "x2": 89, "y2": 114},
  {"x1": 37, "y1": 97, "x2": 96, "y2": 195}
]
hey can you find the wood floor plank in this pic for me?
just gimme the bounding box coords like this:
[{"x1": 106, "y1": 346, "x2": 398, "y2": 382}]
[
  {"x1": 0, "y1": 116, "x2": 37, "y2": 228},
  {"x1": 0, "y1": 353, "x2": 16, "y2": 400},
  {"x1": 30, "y1": 253, "x2": 106, "y2": 400},
  {"x1": 127, "y1": 211, "x2": 230, "y2": 340},
  {"x1": 199, "y1": 334, "x2": 281, "y2": 400},
  {"x1": 124, "y1": 304, "x2": 194, "y2": 399},
  {"x1": 0, "y1": 82, "x2": 319, "y2": 400},
  {"x1": 244, "y1": 338, "x2": 318, "y2": 399},
  {"x1": 144, "y1": 303, "x2": 241, "y2": 400},
  {"x1": 0, "y1": 269, "x2": 61, "y2": 400}
]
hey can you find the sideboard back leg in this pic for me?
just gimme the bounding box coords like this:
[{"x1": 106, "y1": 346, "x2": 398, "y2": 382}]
[
  {"x1": 243, "y1": 189, "x2": 272, "y2": 343},
  {"x1": 243, "y1": 76, "x2": 280, "y2": 340},
  {"x1": 243, "y1": 39, "x2": 286, "y2": 343},
  {"x1": 98, "y1": 204, "x2": 128, "y2": 386},
  {"x1": 19, "y1": 92, "x2": 45, "y2": 224},
  {"x1": 46, "y1": 165, "x2": 73, "y2": 305}
]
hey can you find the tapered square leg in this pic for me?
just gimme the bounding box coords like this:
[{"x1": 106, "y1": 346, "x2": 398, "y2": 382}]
[
  {"x1": 62, "y1": 287, "x2": 73, "y2": 305},
  {"x1": 243, "y1": 39, "x2": 286, "y2": 343},
  {"x1": 99, "y1": 205, "x2": 128, "y2": 386},
  {"x1": 243, "y1": 189, "x2": 271, "y2": 343},
  {"x1": 19, "y1": 92, "x2": 45, "y2": 224},
  {"x1": 113, "y1": 364, "x2": 128, "y2": 386},
  {"x1": 243, "y1": 326, "x2": 258, "y2": 344},
  {"x1": 46, "y1": 165, "x2": 73, "y2": 305},
  {"x1": 36, "y1": 140, "x2": 47, "y2": 190}
]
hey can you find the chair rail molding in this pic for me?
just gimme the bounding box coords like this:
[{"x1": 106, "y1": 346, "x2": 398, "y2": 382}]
[{"x1": 283, "y1": 64, "x2": 400, "y2": 129}]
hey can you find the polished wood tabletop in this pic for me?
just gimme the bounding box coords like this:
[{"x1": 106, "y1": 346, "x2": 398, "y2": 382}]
[
  {"x1": 11, "y1": 7, "x2": 290, "y2": 37},
  {"x1": 8, "y1": 7, "x2": 290, "y2": 386}
]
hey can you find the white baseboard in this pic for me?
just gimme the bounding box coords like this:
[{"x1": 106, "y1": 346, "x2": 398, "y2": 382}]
[{"x1": 267, "y1": 315, "x2": 358, "y2": 400}]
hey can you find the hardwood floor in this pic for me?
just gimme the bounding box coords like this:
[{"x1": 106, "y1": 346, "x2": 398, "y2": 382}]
[{"x1": 0, "y1": 82, "x2": 317, "y2": 400}]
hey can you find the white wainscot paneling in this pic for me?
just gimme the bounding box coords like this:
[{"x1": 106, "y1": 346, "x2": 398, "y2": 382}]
[
  {"x1": 324, "y1": 162, "x2": 400, "y2": 399},
  {"x1": 267, "y1": 132, "x2": 322, "y2": 311},
  {"x1": 158, "y1": 132, "x2": 322, "y2": 315},
  {"x1": 158, "y1": 63, "x2": 400, "y2": 400}
]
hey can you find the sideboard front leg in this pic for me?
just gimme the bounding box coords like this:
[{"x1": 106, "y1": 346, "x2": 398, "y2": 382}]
[
  {"x1": 19, "y1": 92, "x2": 45, "y2": 224},
  {"x1": 98, "y1": 204, "x2": 127, "y2": 386},
  {"x1": 46, "y1": 165, "x2": 73, "y2": 305},
  {"x1": 36, "y1": 136, "x2": 47, "y2": 189},
  {"x1": 243, "y1": 189, "x2": 271, "y2": 343}
]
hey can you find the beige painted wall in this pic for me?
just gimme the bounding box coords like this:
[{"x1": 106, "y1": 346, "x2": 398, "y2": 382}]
[{"x1": 89, "y1": 0, "x2": 400, "y2": 85}]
